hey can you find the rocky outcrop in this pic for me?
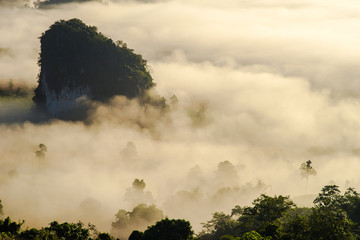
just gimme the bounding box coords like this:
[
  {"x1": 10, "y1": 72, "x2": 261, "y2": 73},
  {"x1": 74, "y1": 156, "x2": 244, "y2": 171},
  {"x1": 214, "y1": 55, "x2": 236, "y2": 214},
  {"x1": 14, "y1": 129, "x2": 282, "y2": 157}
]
[
  {"x1": 39, "y1": 73, "x2": 91, "y2": 117},
  {"x1": 33, "y1": 18, "x2": 155, "y2": 120}
]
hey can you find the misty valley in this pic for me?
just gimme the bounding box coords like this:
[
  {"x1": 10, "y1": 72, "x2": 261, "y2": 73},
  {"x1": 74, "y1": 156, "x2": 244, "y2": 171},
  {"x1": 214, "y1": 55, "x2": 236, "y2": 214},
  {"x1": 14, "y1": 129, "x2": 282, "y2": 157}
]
[{"x1": 2, "y1": 0, "x2": 360, "y2": 240}]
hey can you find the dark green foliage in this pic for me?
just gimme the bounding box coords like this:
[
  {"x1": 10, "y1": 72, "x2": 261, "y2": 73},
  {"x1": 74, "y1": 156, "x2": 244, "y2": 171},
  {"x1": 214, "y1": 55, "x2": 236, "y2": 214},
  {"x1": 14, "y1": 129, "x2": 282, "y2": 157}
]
[
  {"x1": 280, "y1": 216, "x2": 309, "y2": 240},
  {"x1": 200, "y1": 212, "x2": 238, "y2": 240},
  {"x1": 241, "y1": 194, "x2": 296, "y2": 225},
  {"x1": 0, "y1": 217, "x2": 23, "y2": 236},
  {"x1": 0, "y1": 200, "x2": 3, "y2": 215},
  {"x1": 1, "y1": 185, "x2": 360, "y2": 240},
  {"x1": 129, "y1": 230, "x2": 144, "y2": 240},
  {"x1": 197, "y1": 188, "x2": 360, "y2": 240},
  {"x1": 142, "y1": 218, "x2": 195, "y2": 240},
  {"x1": 209, "y1": 231, "x2": 269, "y2": 240},
  {"x1": 14, "y1": 220, "x2": 117, "y2": 240},
  {"x1": 34, "y1": 18, "x2": 154, "y2": 109},
  {"x1": 45, "y1": 221, "x2": 90, "y2": 240},
  {"x1": 237, "y1": 194, "x2": 295, "y2": 238},
  {"x1": 313, "y1": 185, "x2": 342, "y2": 208},
  {"x1": 97, "y1": 232, "x2": 115, "y2": 240},
  {"x1": 220, "y1": 235, "x2": 239, "y2": 240},
  {"x1": 199, "y1": 194, "x2": 295, "y2": 240},
  {"x1": 19, "y1": 228, "x2": 40, "y2": 239},
  {"x1": 276, "y1": 208, "x2": 312, "y2": 240},
  {"x1": 240, "y1": 231, "x2": 269, "y2": 240},
  {"x1": 343, "y1": 188, "x2": 360, "y2": 235},
  {"x1": 309, "y1": 185, "x2": 357, "y2": 240},
  {"x1": 309, "y1": 207, "x2": 355, "y2": 240}
]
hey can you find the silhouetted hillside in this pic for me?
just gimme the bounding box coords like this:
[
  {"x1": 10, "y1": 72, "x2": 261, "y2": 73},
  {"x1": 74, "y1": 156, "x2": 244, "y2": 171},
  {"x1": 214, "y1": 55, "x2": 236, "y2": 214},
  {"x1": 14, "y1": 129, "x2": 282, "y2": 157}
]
[{"x1": 33, "y1": 18, "x2": 154, "y2": 119}]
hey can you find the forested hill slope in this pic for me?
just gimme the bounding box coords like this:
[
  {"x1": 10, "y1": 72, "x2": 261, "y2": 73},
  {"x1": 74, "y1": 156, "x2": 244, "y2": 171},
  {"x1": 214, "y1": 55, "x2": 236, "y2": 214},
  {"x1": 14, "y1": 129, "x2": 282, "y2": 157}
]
[{"x1": 33, "y1": 18, "x2": 154, "y2": 119}]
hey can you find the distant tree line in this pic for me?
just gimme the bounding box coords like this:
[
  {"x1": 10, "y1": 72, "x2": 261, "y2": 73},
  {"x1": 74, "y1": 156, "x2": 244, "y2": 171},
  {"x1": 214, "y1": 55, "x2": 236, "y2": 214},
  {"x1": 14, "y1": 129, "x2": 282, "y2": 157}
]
[
  {"x1": 34, "y1": 0, "x2": 102, "y2": 8},
  {"x1": 0, "y1": 80, "x2": 30, "y2": 98},
  {"x1": 1, "y1": 185, "x2": 360, "y2": 240}
]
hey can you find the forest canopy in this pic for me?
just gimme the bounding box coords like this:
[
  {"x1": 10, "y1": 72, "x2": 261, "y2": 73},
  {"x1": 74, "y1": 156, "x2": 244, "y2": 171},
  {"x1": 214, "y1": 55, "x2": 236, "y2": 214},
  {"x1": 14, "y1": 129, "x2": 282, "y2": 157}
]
[{"x1": 1, "y1": 185, "x2": 360, "y2": 240}]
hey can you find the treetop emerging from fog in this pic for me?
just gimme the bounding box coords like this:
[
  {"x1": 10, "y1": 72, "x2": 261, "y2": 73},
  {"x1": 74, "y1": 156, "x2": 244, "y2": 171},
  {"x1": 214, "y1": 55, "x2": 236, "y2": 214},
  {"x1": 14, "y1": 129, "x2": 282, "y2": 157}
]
[{"x1": 33, "y1": 18, "x2": 154, "y2": 113}]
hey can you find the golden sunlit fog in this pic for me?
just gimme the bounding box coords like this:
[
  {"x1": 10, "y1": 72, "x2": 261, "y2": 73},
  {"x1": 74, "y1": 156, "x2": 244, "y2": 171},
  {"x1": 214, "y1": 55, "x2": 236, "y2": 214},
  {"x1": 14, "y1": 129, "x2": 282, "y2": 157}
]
[{"x1": 1, "y1": 0, "x2": 360, "y2": 237}]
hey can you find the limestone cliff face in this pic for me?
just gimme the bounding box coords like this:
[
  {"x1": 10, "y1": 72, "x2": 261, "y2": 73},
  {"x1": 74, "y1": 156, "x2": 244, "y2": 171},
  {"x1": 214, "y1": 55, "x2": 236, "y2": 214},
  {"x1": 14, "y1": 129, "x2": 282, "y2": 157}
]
[
  {"x1": 33, "y1": 18, "x2": 155, "y2": 120},
  {"x1": 38, "y1": 73, "x2": 91, "y2": 117}
]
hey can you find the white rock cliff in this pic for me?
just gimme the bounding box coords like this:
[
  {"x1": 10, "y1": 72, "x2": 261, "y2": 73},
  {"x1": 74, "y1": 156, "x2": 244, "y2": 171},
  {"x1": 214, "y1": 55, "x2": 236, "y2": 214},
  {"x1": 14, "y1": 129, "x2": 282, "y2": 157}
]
[{"x1": 40, "y1": 73, "x2": 91, "y2": 117}]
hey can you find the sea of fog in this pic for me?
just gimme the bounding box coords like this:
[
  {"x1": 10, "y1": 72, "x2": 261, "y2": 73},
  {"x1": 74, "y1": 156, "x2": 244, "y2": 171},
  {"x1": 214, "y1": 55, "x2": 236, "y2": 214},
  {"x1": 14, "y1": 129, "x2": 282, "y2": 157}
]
[{"x1": 1, "y1": 0, "x2": 360, "y2": 235}]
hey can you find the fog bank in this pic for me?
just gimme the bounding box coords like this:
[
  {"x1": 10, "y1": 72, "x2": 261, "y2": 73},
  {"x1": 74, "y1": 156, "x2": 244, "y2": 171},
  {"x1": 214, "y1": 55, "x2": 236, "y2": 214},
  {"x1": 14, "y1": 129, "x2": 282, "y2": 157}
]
[{"x1": 1, "y1": 0, "x2": 360, "y2": 235}]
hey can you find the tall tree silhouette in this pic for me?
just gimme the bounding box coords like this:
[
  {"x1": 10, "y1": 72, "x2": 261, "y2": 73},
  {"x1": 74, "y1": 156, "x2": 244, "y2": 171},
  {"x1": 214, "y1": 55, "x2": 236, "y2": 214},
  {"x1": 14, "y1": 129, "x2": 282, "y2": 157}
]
[{"x1": 300, "y1": 160, "x2": 317, "y2": 192}]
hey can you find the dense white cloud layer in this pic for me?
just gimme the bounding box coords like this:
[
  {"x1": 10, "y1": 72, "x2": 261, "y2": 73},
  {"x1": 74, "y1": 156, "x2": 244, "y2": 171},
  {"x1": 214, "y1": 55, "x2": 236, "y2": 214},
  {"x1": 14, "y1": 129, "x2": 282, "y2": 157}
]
[{"x1": 1, "y1": 0, "x2": 360, "y2": 235}]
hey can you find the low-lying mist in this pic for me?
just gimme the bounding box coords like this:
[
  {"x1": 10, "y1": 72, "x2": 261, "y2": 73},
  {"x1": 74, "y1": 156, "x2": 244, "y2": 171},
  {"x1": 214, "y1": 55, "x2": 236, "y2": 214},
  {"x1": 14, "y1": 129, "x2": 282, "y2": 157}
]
[{"x1": 1, "y1": 0, "x2": 360, "y2": 237}]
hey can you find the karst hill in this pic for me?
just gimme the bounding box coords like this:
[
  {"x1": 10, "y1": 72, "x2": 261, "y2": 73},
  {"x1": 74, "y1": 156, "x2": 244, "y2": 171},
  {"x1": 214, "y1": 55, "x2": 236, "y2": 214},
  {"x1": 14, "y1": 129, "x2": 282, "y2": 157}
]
[{"x1": 33, "y1": 18, "x2": 154, "y2": 119}]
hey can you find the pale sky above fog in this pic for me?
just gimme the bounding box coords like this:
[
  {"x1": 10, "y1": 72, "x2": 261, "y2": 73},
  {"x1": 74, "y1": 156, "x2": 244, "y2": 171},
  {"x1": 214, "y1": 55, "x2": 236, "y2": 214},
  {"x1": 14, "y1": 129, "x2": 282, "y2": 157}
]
[{"x1": 1, "y1": 0, "x2": 360, "y2": 234}]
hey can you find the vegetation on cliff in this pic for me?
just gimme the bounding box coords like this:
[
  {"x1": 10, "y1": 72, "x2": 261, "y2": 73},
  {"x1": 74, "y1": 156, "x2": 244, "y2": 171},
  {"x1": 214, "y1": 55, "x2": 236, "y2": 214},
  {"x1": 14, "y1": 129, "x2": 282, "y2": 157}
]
[{"x1": 33, "y1": 18, "x2": 154, "y2": 111}]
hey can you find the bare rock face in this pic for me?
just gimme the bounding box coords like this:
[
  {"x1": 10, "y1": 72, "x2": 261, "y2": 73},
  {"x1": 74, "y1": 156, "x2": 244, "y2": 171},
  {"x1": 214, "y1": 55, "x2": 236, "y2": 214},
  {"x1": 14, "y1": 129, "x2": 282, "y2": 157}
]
[
  {"x1": 37, "y1": 73, "x2": 91, "y2": 118},
  {"x1": 33, "y1": 18, "x2": 154, "y2": 120}
]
